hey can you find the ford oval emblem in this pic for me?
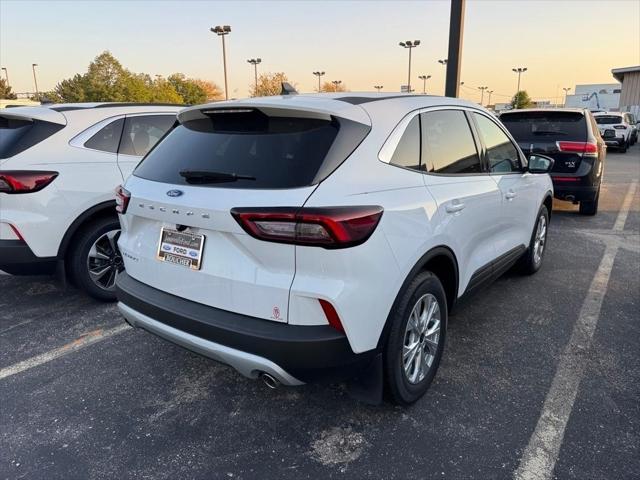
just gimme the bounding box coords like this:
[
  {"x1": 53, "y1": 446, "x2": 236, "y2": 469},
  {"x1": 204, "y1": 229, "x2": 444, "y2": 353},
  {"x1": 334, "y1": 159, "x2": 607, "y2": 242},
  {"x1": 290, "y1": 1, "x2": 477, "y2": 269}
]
[{"x1": 166, "y1": 190, "x2": 183, "y2": 197}]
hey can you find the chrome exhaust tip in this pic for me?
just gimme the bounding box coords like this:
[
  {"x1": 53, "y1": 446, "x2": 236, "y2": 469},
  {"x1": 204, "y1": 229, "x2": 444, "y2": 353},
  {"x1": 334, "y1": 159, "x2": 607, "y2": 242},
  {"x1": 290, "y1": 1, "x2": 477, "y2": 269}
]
[{"x1": 260, "y1": 372, "x2": 280, "y2": 389}]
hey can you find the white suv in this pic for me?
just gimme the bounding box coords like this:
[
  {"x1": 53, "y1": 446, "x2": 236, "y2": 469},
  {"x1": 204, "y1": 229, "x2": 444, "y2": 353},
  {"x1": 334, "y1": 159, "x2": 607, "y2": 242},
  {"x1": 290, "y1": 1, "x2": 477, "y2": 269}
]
[
  {"x1": 594, "y1": 111, "x2": 633, "y2": 152},
  {"x1": 0, "y1": 103, "x2": 180, "y2": 300},
  {"x1": 115, "y1": 94, "x2": 554, "y2": 405}
]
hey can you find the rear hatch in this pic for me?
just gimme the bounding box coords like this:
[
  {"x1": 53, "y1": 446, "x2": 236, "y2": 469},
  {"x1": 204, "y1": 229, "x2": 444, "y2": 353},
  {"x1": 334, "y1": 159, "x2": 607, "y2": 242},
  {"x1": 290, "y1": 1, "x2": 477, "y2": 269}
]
[
  {"x1": 118, "y1": 102, "x2": 370, "y2": 322},
  {"x1": 594, "y1": 115, "x2": 624, "y2": 139},
  {"x1": 500, "y1": 110, "x2": 589, "y2": 174}
]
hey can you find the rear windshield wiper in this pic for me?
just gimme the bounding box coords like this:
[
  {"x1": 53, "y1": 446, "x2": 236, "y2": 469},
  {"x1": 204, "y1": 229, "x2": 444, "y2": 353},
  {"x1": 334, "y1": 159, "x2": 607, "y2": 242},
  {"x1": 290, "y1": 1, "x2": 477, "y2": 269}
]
[{"x1": 179, "y1": 170, "x2": 256, "y2": 184}]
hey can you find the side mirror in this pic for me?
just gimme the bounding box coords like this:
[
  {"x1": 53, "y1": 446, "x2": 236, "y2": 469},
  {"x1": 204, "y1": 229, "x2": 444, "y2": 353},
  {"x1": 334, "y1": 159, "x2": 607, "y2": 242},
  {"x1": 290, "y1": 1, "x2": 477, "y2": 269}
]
[{"x1": 528, "y1": 154, "x2": 554, "y2": 173}]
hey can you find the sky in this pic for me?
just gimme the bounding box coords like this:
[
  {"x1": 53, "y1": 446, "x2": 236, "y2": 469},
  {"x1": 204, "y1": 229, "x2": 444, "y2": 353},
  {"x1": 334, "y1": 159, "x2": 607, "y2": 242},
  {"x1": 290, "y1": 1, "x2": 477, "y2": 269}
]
[{"x1": 1, "y1": 0, "x2": 639, "y2": 104}]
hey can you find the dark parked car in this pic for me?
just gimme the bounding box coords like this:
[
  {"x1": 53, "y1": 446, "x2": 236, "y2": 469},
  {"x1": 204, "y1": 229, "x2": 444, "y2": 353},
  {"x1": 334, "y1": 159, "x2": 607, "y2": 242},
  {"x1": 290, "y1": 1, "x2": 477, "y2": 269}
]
[{"x1": 500, "y1": 108, "x2": 605, "y2": 215}]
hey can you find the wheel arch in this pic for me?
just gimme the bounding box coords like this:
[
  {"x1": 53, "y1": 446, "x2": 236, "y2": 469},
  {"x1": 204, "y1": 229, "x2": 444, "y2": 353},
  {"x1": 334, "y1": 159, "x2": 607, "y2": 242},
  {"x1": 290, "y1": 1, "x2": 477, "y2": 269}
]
[
  {"x1": 376, "y1": 245, "x2": 459, "y2": 350},
  {"x1": 543, "y1": 191, "x2": 553, "y2": 222},
  {"x1": 57, "y1": 200, "x2": 117, "y2": 259}
]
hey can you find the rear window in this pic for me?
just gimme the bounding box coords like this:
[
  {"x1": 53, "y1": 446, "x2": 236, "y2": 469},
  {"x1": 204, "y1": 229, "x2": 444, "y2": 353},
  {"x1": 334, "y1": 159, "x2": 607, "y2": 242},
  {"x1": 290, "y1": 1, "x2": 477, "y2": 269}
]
[
  {"x1": 134, "y1": 109, "x2": 341, "y2": 189},
  {"x1": 500, "y1": 111, "x2": 587, "y2": 141},
  {"x1": 0, "y1": 117, "x2": 64, "y2": 159},
  {"x1": 594, "y1": 115, "x2": 623, "y2": 125}
]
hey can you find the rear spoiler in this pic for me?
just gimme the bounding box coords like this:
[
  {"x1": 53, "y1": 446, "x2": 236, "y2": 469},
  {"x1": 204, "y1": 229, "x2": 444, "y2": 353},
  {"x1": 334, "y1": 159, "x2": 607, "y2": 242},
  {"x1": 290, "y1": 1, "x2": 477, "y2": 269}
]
[{"x1": 0, "y1": 106, "x2": 67, "y2": 126}]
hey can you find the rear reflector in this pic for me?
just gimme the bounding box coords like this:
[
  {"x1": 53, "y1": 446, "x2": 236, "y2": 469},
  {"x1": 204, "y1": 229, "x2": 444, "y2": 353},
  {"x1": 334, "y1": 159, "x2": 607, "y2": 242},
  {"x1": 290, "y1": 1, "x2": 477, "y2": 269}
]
[
  {"x1": 9, "y1": 224, "x2": 24, "y2": 241},
  {"x1": 553, "y1": 176, "x2": 580, "y2": 182},
  {"x1": 231, "y1": 206, "x2": 383, "y2": 249},
  {"x1": 556, "y1": 141, "x2": 597, "y2": 154},
  {"x1": 115, "y1": 185, "x2": 131, "y2": 214},
  {"x1": 0, "y1": 171, "x2": 58, "y2": 194},
  {"x1": 319, "y1": 299, "x2": 345, "y2": 333}
]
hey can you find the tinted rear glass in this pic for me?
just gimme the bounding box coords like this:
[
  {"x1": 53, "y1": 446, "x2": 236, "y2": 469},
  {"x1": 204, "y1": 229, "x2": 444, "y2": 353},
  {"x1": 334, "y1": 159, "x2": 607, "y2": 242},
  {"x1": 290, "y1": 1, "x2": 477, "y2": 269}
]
[
  {"x1": 500, "y1": 111, "x2": 587, "y2": 141},
  {"x1": 594, "y1": 115, "x2": 623, "y2": 125},
  {"x1": 0, "y1": 117, "x2": 64, "y2": 159},
  {"x1": 134, "y1": 110, "x2": 340, "y2": 189}
]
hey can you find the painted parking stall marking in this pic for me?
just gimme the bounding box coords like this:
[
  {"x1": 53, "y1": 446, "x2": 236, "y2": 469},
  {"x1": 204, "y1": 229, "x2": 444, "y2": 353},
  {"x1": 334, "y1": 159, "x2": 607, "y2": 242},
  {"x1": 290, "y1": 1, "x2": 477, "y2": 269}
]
[
  {"x1": 514, "y1": 180, "x2": 638, "y2": 480},
  {"x1": 0, "y1": 324, "x2": 131, "y2": 380}
]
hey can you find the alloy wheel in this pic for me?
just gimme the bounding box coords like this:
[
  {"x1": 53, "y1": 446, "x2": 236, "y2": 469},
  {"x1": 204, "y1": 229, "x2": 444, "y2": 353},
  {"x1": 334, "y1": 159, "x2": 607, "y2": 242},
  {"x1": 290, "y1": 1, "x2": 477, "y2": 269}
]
[
  {"x1": 533, "y1": 215, "x2": 547, "y2": 265},
  {"x1": 86, "y1": 229, "x2": 123, "y2": 292},
  {"x1": 402, "y1": 293, "x2": 441, "y2": 384}
]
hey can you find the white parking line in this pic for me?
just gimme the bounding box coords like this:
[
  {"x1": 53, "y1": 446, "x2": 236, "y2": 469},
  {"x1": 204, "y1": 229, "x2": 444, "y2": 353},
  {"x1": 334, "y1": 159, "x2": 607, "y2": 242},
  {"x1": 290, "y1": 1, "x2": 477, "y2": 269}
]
[
  {"x1": 514, "y1": 180, "x2": 638, "y2": 480},
  {"x1": 0, "y1": 324, "x2": 131, "y2": 380}
]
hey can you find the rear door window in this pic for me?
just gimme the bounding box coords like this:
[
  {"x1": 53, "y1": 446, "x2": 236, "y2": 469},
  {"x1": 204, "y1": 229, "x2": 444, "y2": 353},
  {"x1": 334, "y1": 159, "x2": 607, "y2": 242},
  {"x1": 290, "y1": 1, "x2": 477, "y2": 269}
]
[
  {"x1": 0, "y1": 117, "x2": 64, "y2": 159},
  {"x1": 500, "y1": 111, "x2": 587, "y2": 141},
  {"x1": 473, "y1": 113, "x2": 523, "y2": 173},
  {"x1": 118, "y1": 115, "x2": 175, "y2": 157},
  {"x1": 421, "y1": 110, "x2": 482, "y2": 174},
  {"x1": 84, "y1": 118, "x2": 124, "y2": 153},
  {"x1": 134, "y1": 109, "x2": 340, "y2": 189}
]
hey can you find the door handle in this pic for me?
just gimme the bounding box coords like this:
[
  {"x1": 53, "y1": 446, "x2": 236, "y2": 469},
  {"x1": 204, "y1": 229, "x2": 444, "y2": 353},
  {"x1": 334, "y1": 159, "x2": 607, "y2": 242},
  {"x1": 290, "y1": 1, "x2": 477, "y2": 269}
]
[
  {"x1": 505, "y1": 190, "x2": 517, "y2": 200},
  {"x1": 445, "y1": 201, "x2": 466, "y2": 213}
]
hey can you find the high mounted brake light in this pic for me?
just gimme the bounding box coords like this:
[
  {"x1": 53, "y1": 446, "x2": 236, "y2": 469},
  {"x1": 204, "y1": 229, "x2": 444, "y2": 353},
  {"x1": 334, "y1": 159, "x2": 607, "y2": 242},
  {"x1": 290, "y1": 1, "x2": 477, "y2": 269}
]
[
  {"x1": 0, "y1": 171, "x2": 58, "y2": 194},
  {"x1": 230, "y1": 206, "x2": 384, "y2": 249}
]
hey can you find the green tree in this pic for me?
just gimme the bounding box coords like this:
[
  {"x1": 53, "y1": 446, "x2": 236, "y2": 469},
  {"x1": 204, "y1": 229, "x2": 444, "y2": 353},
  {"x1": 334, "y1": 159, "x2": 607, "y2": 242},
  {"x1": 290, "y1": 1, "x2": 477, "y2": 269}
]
[
  {"x1": 511, "y1": 90, "x2": 534, "y2": 109},
  {"x1": 252, "y1": 72, "x2": 294, "y2": 97},
  {"x1": 192, "y1": 79, "x2": 223, "y2": 102},
  {"x1": 167, "y1": 73, "x2": 207, "y2": 104},
  {"x1": 0, "y1": 78, "x2": 17, "y2": 99}
]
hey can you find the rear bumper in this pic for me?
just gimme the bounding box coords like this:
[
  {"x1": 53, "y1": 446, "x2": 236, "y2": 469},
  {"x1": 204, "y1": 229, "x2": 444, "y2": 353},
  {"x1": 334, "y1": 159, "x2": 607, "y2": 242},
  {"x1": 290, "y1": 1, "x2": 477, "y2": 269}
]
[
  {"x1": 115, "y1": 272, "x2": 376, "y2": 385},
  {"x1": 0, "y1": 240, "x2": 57, "y2": 275},
  {"x1": 553, "y1": 184, "x2": 599, "y2": 202}
]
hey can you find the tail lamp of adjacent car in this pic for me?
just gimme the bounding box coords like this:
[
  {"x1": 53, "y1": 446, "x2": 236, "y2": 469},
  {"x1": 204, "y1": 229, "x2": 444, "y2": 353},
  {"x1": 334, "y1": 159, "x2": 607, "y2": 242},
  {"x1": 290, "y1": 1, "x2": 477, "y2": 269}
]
[
  {"x1": 230, "y1": 206, "x2": 384, "y2": 249},
  {"x1": 0, "y1": 171, "x2": 58, "y2": 194},
  {"x1": 115, "y1": 185, "x2": 131, "y2": 214},
  {"x1": 556, "y1": 141, "x2": 598, "y2": 156}
]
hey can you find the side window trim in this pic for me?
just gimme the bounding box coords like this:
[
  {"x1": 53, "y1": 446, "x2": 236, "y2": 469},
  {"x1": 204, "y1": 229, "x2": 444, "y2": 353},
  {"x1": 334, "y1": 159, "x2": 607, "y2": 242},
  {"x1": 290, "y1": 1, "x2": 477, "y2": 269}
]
[
  {"x1": 470, "y1": 110, "x2": 527, "y2": 175},
  {"x1": 464, "y1": 110, "x2": 489, "y2": 173}
]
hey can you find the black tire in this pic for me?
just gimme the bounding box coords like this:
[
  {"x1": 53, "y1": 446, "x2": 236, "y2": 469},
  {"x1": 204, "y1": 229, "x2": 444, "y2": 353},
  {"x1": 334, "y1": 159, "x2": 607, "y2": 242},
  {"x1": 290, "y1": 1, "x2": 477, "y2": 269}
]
[
  {"x1": 520, "y1": 205, "x2": 549, "y2": 275},
  {"x1": 619, "y1": 142, "x2": 628, "y2": 153},
  {"x1": 383, "y1": 271, "x2": 447, "y2": 405},
  {"x1": 68, "y1": 216, "x2": 123, "y2": 302},
  {"x1": 579, "y1": 188, "x2": 599, "y2": 216}
]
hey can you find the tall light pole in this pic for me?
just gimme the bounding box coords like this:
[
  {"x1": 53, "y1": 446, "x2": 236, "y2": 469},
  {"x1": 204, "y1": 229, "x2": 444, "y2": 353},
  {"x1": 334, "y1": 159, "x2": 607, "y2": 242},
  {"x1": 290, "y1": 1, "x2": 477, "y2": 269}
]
[
  {"x1": 374, "y1": 85, "x2": 383, "y2": 92},
  {"x1": 563, "y1": 87, "x2": 571, "y2": 106},
  {"x1": 247, "y1": 58, "x2": 261, "y2": 96},
  {"x1": 512, "y1": 67, "x2": 527, "y2": 108},
  {"x1": 313, "y1": 71, "x2": 325, "y2": 92},
  {"x1": 331, "y1": 80, "x2": 342, "y2": 92},
  {"x1": 487, "y1": 90, "x2": 494, "y2": 106},
  {"x1": 1, "y1": 67, "x2": 8, "y2": 86},
  {"x1": 211, "y1": 25, "x2": 231, "y2": 100},
  {"x1": 31, "y1": 63, "x2": 39, "y2": 100},
  {"x1": 399, "y1": 40, "x2": 420, "y2": 93},
  {"x1": 418, "y1": 75, "x2": 431, "y2": 94},
  {"x1": 438, "y1": 59, "x2": 448, "y2": 66},
  {"x1": 478, "y1": 86, "x2": 488, "y2": 105}
]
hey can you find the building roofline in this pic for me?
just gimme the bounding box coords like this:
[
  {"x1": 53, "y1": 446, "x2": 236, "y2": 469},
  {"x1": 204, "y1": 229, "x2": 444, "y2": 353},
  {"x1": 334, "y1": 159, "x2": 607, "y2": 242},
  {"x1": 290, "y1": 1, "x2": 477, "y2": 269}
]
[{"x1": 611, "y1": 65, "x2": 640, "y2": 82}]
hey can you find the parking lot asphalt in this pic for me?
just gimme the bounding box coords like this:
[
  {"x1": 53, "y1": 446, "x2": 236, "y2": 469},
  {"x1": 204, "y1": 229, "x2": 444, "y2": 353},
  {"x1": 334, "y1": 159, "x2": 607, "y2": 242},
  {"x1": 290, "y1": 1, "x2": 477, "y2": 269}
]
[{"x1": 1, "y1": 147, "x2": 638, "y2": 480}]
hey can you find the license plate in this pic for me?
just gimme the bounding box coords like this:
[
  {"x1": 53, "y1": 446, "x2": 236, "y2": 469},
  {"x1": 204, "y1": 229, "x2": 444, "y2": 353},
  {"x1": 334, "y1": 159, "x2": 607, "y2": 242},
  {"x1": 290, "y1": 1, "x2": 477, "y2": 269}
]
[
  {"x1": 156, "y1": 228, "x2": 205, "y2": 270},
  {"x1": 602, "y1": 129, "x2": 615, "y2": 138}
]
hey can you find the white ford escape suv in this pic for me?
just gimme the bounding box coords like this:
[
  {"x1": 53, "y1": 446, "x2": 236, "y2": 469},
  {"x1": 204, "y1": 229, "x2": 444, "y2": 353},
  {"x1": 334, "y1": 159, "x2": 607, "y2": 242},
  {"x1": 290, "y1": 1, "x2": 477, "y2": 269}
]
[
  {"x1": 115, "y1": 93, "x2": 554, "y2": 405},
  {"x1": 0, "y1": 103, "x2": 180, "y2": 300}
]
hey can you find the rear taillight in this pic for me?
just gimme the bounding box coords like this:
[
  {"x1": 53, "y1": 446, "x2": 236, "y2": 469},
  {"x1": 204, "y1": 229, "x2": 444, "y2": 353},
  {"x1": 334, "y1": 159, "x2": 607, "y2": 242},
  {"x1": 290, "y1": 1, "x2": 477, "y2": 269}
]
[
  {"x1": 613, "y1": 125, "x2": 627, "y2": 130},
  {"x1": 556, "y1": 141, "x2": 597, "y2": 154},
  {"x1": 0, "y1": 171, "x2": 58, "y2": 194},
  {"x1": 553, "y1": 176, "x2": 581, "y2": 182},
  {"x1": 115, "y1": 185, "x2": 131, "y2": 214},
  {"x1": 230, "y1": 206, "x2": 384, "y2": 249}
]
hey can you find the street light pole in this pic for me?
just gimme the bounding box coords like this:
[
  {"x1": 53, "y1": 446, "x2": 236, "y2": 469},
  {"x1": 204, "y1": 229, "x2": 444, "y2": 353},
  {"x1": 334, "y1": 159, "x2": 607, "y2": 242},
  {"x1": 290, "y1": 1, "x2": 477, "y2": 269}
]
[
  {"x1": 478, "y1": 86, "x2": 488, "y2": 105},
  {"x1": 211, "y1": 25, "x2": 232, "y2": 100},
  {"x1": 512, "y1": 67, "x2": 527, "y2": 108},
  {"x1": 418, "y1": 75, "x2": 431, "y2": 94},
  {"x1": 31, "y1": 63, "x2": 39, "y2": 100},
  {"x1": 374, "y1": 85, "x2": 383, "y2": 92},
  {"x1": 399, "y1": 40, "x2": 420, "y2": 93},
  {"x1": 313, "y1": 71, "x2": 325, "y2": 92},
  {"x1": 563, "y1": 87, "x2": 571, "y2": 106},
  {"x1": 487, "y1": 90, "x2": 494, "y2": 106},
  {"x1": 1, "y1": 67, "x2": 8, "y2": 87},
  {"x1": 331, "y1": 80, "x2": 342, "y2": 92},
  {"x1": 247, "y1": 58, "x2": 261, "y2": 96}
]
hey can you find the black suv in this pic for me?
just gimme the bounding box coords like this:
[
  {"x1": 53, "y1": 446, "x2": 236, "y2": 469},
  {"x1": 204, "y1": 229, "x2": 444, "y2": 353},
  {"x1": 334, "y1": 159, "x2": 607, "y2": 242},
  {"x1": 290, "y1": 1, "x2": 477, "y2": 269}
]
[{"x1": 500, "y1": 108, "x2": 605, "y2": 215}]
